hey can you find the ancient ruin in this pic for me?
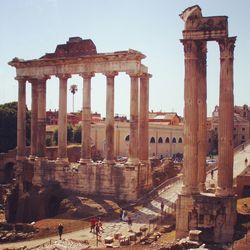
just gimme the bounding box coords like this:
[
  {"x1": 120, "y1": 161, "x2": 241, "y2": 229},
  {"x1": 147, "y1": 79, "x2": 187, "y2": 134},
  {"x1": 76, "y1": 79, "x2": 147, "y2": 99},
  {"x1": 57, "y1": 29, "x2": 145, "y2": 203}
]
[
  {"x1": 8, "y1": 37, "x2": 152, "y2": 221},
  {"x1": 176, "y1": 5, "x2": 237, "y2": 243}
]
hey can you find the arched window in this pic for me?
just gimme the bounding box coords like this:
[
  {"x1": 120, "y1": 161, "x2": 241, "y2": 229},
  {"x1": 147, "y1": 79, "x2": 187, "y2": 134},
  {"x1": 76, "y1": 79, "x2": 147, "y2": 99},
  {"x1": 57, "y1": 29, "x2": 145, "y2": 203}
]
[
  {"x1": 125, "y1": 135, "x2": 129, "y2": 141},
  {"x1": 178, "y1": 137, "x2": 182, "y2": 143},
  {"x1": 165, "y1": 137, "x2": 170, "y2": 143},
  {"x1": 150, "y1": 137, "x2": 156, "y2": 143},
  {"x1": 158, "y1": 137, "x2": 163, "y2": 143},
  {"x1": 172, "y1": 137, "x2": 176, "y2": 143}
]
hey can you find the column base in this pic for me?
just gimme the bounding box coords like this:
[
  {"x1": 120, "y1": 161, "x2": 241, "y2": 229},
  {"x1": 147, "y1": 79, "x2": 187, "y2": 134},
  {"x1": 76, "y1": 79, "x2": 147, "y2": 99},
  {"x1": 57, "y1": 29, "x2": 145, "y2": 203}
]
[
  {"x1": 127, "y1": 157, "x2": 139, "y2": 165},
  {"x1": 181, "y1": 185, "x2": 199, "y2": 195},
  {"x1": 198, "y1": 182, "x2": 206, "y2": 193},
  {"x1": 29, "y1": 155, "x2": 36, "y2": 161},
  {"x1": 79, "y1": 158, "x2": 93, "y2": 165},
  {"x1": 215, "y1": 186, "x2": 234, "y2": 197},
  {"x1": 35, "y1": 156, "x2": 48, "y2": 162},
  {"x1": 103, "y1": 159, "x2": 115, "y2": 165},
  {"x1": 16, "y1": 155, "x2": 26, "y2": 161},
  {"x1": 55, "y1": 157, "x2": 69, "y2": 164}
]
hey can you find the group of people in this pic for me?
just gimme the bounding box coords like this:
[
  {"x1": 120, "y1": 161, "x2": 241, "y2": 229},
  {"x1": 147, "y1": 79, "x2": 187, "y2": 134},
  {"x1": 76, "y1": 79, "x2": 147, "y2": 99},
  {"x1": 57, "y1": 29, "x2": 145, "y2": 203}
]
[{"x1": 90, "y1": 217, "x2": 104, "y2": 241}]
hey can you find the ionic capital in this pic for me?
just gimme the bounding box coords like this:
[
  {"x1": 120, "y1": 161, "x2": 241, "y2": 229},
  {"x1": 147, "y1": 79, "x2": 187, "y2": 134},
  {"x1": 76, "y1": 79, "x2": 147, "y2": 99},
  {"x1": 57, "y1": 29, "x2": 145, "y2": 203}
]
[
  {"x1": 103, "y1": 71, "x2": 118, "y2": 78},
  {"x1": 80, "y1": 72, "x2": 95, "y2": 79},
  {"x1": 56, "y1": 73, "x2": 71, "y2": 80},
  {"x1": 218, "y1": 36, "x2": 237, "y2": 59}
]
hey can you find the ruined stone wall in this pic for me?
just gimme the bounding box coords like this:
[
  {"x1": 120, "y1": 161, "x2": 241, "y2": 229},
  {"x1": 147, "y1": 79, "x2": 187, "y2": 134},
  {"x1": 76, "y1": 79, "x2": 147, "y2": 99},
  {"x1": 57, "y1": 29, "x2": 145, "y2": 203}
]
[
  {"x1": 32, "y1": 160, "x2": 149, "y2": 202},
  {"x1": 176, "y1": 194, "x2": 236, "y2": 243}
]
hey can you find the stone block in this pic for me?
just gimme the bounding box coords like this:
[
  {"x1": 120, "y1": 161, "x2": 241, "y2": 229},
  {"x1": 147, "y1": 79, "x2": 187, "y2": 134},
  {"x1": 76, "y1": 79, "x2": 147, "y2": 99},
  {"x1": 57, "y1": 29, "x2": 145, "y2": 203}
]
[
  {"x1": 128, "y1": 233, "x2": 136, "y2": 241},
  {"x1": 120, "y1": 237, "x2": 130, "y2": 246},
  {"x1": 189, "y1": 229, "x2": 202, "y2": 242},
  {"x1": 140, "y1": 225, "x2": 148, "y2": 232},
  {"x1": 104, "y1": 236, "x2": 114, "y2": 244},
  {"x1": 114, "y1": 232, "x2": 122, "y2": 240},
  {"x1": 135, "y1": 231, "x2": 142, "y2": 237}
]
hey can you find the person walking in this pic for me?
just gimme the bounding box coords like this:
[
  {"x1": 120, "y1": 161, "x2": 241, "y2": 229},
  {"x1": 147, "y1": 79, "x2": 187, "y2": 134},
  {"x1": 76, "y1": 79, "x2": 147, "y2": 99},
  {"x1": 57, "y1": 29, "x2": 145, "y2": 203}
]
[
  {"x1": 211, "y1": 169, "x2": 214, "y2": 179},
  {"x1": 245, "y1": 157, "x2": 248, "y2": 166},
  {"x1": 128, "y1": 216, "x2": 133, "y2": 232},
  {"x1": 90, "y1": 217, "x2": 97, "y2": 233},
  {"x1": 57, "y1": 224, "x2": 63, "y2": 240},
  {"x1": 161, "y1": 200, "x2": 164, "y2": 214}
]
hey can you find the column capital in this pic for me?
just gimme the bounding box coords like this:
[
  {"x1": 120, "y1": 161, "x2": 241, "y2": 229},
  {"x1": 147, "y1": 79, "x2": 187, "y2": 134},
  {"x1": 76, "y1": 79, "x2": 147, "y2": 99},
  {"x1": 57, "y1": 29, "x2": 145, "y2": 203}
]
[
  {"x1": 27, "y1": 78, "x2": 38, "y2": 84},
  {"x1": 37, "y1": 75, "x2": 51, "y2": 82},
  {"x1": 140, "y1": 72, "x2": 152, "y2": 79},
  {"x1": 180, "y1": 39, "x2": 198, "y2": 60},
  {"x1": 15, "y1": 76, "x2": 27, "y2": 83},
  {"x1": 80, "y1": 72, "x2": 95, "y2": 79},
  {"x1": 218, "y1": 36, "x2": 237, "y2": 59},
  {"x1": 103, "y1": 71, "x2": 118, "y2": 78},
  {"x1": 56, "y1": 73, "x2": 71, "y2": 80},
  {"x1": 126, "y1": 71, "x2": 141, "y2": 78}
]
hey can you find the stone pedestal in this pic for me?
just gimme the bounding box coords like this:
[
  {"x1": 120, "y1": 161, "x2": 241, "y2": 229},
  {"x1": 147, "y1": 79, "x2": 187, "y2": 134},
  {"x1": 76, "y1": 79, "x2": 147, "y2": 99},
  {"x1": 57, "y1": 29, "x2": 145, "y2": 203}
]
[{"x1": 176, "y1": 193, "x2": 236, "y2": 243}]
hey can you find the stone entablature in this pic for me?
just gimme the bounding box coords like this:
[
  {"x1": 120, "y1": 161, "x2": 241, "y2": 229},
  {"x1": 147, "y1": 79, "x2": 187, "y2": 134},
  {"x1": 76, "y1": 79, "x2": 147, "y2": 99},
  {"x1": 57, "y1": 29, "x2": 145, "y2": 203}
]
[{"x1": 9, "y1": 37, "x2": 152, "y2": 204}]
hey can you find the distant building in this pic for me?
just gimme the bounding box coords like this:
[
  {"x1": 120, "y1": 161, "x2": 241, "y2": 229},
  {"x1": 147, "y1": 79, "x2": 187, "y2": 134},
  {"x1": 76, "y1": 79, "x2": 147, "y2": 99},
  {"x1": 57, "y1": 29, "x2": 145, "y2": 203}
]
[{"x1": 208, "y1": 105, "x2": 250, "y2": 154}]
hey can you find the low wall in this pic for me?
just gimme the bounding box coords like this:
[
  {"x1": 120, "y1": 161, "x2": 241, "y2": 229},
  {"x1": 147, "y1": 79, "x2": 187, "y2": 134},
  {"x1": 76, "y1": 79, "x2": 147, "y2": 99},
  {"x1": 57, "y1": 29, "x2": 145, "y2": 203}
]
[{"x1": 31, "y1": 160, "x2": 152, "y2": 202}]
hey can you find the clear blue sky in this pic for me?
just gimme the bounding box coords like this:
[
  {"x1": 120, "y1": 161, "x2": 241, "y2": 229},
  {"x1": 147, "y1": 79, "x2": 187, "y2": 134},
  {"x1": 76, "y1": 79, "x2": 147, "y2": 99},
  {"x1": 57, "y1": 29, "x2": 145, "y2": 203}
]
[{"x1": 0, "y1": 0, "x2": 249, "y2": 117}]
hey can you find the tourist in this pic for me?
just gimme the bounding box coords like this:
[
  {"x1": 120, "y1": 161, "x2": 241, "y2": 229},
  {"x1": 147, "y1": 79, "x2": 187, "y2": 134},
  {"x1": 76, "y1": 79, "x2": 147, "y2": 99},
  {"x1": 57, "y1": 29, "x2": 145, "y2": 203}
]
[
  {"x1": 120, "y1": 209, "x2": 123, "y2": 221},
  {"x1": 95, "y1": 222, "x2": 101, "y2": 241},
  {"x1": 245, "y1": 157, "x2": 248, "y2": 166},
  {"x1": 211, "y1": 169, "x2": 214, "y2": 179},
  {"x1": 161, "y1": 200, "x2": 164, "y2": 214},
  {"x1": 128, "y1": 216, "x2": 133, "y2": 232},
  {"x1": 57, "y1": 223, "x2": 63, "y2": 240},
  {"x1": 90, "y1": 217, "x2": 97, "y2": 233},
  {"x1": 122, "y1": 209, "x2": 128, "y2": 221},
  {"x1": 98, "y1": 217, "x2": 104, "y2": 232}
]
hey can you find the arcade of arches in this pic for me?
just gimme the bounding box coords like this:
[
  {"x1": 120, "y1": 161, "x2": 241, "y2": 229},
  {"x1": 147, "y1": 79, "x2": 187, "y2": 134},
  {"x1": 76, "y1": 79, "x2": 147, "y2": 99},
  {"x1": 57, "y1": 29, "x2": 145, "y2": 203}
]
[{"x1": 9, "y1": 37, "x2": 152, "y2": 202}]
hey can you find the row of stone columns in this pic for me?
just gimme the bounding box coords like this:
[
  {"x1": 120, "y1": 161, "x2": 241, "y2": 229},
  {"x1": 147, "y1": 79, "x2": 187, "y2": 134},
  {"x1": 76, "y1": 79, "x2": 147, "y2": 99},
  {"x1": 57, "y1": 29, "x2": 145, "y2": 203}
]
[
  {"x1": 16, "y1": 72, "x2": 151, "y2": 165},
  {"x1": 182, "y1": 37, "x2": 236, "y2": 196}
]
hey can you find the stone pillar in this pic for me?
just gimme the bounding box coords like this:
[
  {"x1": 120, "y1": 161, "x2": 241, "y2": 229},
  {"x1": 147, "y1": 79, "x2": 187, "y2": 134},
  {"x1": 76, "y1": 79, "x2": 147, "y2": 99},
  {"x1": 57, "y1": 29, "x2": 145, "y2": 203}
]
[
  {"x1": 127, "y1": 73, "x2": 139, "y2": 164},
  {"x1": 139, "y1": 73, "x2": 151, "y2": 162},
  {"x1": 16, "y1": 77, "x2": 26, "y2": 160},
  {"x1": 79, "y1": 72, "x2": 94, "y2": 164},
  {"x1": 29, "y1": 79, "x2": 38, "y2": 160},
  {"x1": 56, "y1": 74, "x2": 71, "y2": 163},
  {"x1": 104, "y1": 71, "x2": 118, "y2": 164},
  {"x1": 216, "y1": 37, "x2": 236, "y2": 197},
  {"x1": 181, "y1": 40, "x2": 199, "y2": 194},
  {"x1": 197, "y1": 41, "x2": 207, "y2": 192},
  {"x1": 36, "y1": 76, "x2": 49, "y2": 158}
]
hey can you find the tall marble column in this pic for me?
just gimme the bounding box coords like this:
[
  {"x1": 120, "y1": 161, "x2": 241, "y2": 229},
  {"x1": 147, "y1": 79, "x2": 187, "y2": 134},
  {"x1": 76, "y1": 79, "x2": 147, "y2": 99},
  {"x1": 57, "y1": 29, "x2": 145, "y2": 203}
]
[
  {"x1": 16, "y1": 77, "x2": 27, "y2": 160},
  {"x1": 104, "y1": 71, "x2": 118, "y2": 164},
  {"x1": 79, "y1": 72, "x2": 94, "y2": 164},
  {"x1": 181, "y1": 40, "x2": 199, "y2": 194},
  {"x1": 127, "y1": 73, "x2": 139, "y2": 164},
  {"x1": 36, "y1": 76, "x2": 49, "y2": 158},
  {"x1": 139, "y1": 73, "x2": 151, "y2": 162},
  {"x1": 56, "y1": 74, "x2": 71, "y2": 163},
  {"x1": 197, "y1": 41, "x2": 207, "y2": 192},
  {"x1": 216, "y1": 37, "x2": 236, "y2": 197},
  {"x1": 29, "y1": 79, "x2": 38, "y2": 160}
]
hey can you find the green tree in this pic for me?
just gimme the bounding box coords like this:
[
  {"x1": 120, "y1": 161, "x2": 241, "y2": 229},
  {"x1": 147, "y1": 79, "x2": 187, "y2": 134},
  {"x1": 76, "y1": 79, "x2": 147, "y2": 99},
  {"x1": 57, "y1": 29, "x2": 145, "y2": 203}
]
[
  {"x1": 69, "y1": 84, "x2": 78, "y2": 112},
  {"x1": 73, "y1": 125, "x2": 81, "y2": 143},
  {"x1": 0, "y1": 102, "x2": 31, "y2": 153},
  {"x1": 52, "y1": 124, "x2": 73, "y2": 145}
]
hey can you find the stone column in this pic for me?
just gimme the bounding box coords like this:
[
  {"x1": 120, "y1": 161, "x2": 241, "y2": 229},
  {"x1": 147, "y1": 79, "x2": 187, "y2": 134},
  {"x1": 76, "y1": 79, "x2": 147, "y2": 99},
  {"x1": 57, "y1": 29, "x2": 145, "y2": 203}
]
[
  {"x1": 127, "y1": 73, "x2": 139, "y2": 165},
  {"x1": 16, "y1": 77, "x2": 26, "y2": 160},
  {"x1": 36, "y1": 76, "x2": 49, "y2": 158},
  {"x1": 139, "y1": 73, "x2": 151, "y2": 162},
  {"x1": 29, "y1": 79, "x2": 38, "y2": 160},
  {"x1": 56, "y1": 74, "x2": 71, "y2": 163},
  {"x1": 216, "y1": 37, "x2": 236, "y2": 197},
  {"x1": 104, "y1": 71, "x2": 118, "y2": 164},
  {"x1": 181, "y1": 40, "x2": 199, "y2": 195},
  {"x1": 197, "y1": 41, "x2": 207, "y2": 192},
  {"x1": 79, "y1": 72, "x2": 94, "y2": 164}
]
